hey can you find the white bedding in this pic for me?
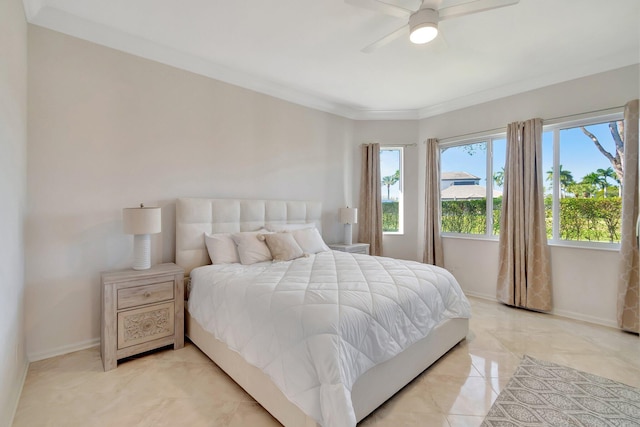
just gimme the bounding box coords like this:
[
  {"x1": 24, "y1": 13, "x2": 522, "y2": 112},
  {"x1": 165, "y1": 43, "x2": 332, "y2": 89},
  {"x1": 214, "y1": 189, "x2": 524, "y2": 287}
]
[{"x1": 188, "y1": 250, "x2": 471, "y2": 427}]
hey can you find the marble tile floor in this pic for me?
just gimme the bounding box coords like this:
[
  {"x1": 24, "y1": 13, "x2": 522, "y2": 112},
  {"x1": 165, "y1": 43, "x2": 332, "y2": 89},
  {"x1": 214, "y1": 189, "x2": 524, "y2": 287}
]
[{"x1": 13, "y1": 297, "x2": 640, "y2": 427}]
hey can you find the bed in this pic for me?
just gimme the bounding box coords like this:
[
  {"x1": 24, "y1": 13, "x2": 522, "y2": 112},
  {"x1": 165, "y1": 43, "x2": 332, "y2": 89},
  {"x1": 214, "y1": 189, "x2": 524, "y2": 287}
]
[{"x1": 176, "y1": 198, "x2": 471, "y2": 427}]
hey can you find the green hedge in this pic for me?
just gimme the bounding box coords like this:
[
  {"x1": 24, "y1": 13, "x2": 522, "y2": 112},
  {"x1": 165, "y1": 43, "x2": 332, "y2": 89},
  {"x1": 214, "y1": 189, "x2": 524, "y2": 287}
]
[
  {"x1": 440, "y1": 197, "x2": 621, "y2": 243},
  {"x1": 383, "y1": 197, "x2": 621, "y2": 242},
  {"x1": 383, "y1": 202, "x2": 399, "y2": 232}
]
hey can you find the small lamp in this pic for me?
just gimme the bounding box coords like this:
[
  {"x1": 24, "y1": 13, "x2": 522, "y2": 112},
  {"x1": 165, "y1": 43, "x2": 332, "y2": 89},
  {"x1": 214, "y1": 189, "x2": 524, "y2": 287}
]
[
  {"x1": 339, "y1": 207, "x2": 358, "y2": 245},
  {"x1": 123, "y1": 203, "x2": 161, "y2": 270}
]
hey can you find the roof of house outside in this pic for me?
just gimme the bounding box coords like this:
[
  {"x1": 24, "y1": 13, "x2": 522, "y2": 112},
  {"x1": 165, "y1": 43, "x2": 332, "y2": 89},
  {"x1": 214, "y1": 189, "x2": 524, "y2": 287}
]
[
  {"x1": 441, "y1": 172, "x2": 480, "y2": 180},
  {"x1": 441, "y1": 185, "x2": 502, "y2": 200}
]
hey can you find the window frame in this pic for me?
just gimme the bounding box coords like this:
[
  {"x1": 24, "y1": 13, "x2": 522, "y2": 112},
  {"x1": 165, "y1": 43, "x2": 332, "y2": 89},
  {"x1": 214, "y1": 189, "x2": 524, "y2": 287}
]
[
  {"x1": 543, "y1": 111, "x2": 624, "y2": 250},
  {"x1": 439, "y1": 134, "x2": 505, "y2": 238},
  {"x1": 380, "y1": 146, "x2": 404, "y2": 235}
]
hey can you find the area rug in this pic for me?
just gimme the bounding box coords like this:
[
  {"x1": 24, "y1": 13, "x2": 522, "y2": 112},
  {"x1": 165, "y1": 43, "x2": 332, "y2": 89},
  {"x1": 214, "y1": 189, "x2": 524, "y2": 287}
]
[{"x1": 481, "y1": 355, "x2": 640, "y2": 426}]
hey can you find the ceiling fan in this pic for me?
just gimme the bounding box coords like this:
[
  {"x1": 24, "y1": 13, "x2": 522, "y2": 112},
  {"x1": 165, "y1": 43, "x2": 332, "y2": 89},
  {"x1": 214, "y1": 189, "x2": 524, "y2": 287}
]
[{"x1": 346, "y1": 0, "x2": 520, "y2": 53}]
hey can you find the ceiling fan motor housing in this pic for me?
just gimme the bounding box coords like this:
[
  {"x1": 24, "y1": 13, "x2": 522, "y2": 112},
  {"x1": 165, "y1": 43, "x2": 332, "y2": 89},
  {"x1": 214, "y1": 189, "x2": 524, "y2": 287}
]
[{"x1": 409, "y1": 8, "x2": 439, "y2": 43}]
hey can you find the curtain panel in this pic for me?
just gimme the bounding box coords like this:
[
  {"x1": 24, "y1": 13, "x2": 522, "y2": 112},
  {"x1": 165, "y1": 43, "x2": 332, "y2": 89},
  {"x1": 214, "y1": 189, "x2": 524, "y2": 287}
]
[
  {"x1": 617, "y1": 99, "x2": 639, "y2": 333},
  {"x1": 497, "y1": 118, "x2": 552, "y2": 311},
  {"x1": 424, "y1": 138, "x2": 444, "y2": 267},
  {"x1": 359, "y1": 143, "x2": 383, "y2": 256}
]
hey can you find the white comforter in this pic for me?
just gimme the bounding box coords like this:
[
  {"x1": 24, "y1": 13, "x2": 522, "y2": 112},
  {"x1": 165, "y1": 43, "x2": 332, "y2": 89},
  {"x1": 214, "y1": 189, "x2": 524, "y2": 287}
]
[{"x1": 188, "y1": 251, "x2": 471, "y2": 427}]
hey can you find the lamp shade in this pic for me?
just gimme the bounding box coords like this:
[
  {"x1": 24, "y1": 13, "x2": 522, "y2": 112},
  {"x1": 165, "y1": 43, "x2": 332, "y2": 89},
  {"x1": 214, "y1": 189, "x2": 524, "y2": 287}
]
[
  {"x1": 123, "y1": 205, "x2": 161, "y2": 235},
  {"x1": 339, "y1": 207, "x2": 358, "y2": 225}
]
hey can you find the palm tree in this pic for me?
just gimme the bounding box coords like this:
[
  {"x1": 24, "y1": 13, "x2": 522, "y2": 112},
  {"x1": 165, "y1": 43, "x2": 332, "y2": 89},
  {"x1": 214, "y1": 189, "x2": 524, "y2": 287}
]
[
  {"x1": 581, "y1": 173, "x2": 604, "y2": 198},
  {"x1": 382, "y1": 173, "x2": 399, "y2": 200},
  {"x1": 493, "y1": 167, "x2": 505, "y2": 188},
  {"x1": 546, "y1": 165, "x2": 575, "y2": 198},
  {"x1": 596, "y1": 167, "x2": 616, "y2": 197}
]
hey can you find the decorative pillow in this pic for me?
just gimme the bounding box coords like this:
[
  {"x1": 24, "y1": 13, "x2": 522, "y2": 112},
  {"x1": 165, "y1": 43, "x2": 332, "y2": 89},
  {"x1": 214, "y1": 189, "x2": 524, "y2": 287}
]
[
  {"x1": 266, "y1": 223, "x2": 315, "y2": 232},
  {"x1": 291, "y1": 227, "x2": 330, "y2": 254},
  {"x1": 232, "y1": 230, "x2": 273, "y2": 265},
  {"x1": 204, "y1": 232, "x2": 240, "y2": 264},
  {"x1": 261, "y1": 233, "x2": 304, "y2": 262}
]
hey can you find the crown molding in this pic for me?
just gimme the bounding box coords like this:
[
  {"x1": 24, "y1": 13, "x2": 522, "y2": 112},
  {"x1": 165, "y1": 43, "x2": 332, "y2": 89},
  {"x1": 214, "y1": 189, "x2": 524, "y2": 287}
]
[{"x1": 25, "y1": 4, "x2": 640, "y2": 122}]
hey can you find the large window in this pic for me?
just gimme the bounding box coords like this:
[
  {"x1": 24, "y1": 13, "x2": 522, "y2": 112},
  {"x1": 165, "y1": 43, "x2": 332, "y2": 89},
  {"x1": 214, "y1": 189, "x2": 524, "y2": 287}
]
[
  {"x1": 544, "y1": 114, "x2": 624, "y2": 246},
  {"x1": 440, "y1": 137, "x2": 505, "y2": 236},
  {"x1": 380, "y1": 147, "x2": 403, "y2": 234}
]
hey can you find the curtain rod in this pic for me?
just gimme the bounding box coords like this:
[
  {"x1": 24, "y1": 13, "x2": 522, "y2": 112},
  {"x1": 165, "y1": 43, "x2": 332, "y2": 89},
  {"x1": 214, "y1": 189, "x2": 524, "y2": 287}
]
[
  {"x1": 437, "y1": 105, "x2": 625, "y2": 144},
  {"x1": 380, "y1": 143, "x2": 417, "y2": 148}
]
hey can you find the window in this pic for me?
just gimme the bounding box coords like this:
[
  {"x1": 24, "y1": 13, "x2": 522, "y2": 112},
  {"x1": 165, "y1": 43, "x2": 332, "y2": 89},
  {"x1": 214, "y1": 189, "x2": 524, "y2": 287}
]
[
  {"x1": 380, "y1": 147, "x2": 403, "y2": 234},
  {"x1": 544, "y1": 114, "x2": 624, "y2": 246},
  {"x1": 440, "y1": 137, "x2": 505, "y2": 236}
]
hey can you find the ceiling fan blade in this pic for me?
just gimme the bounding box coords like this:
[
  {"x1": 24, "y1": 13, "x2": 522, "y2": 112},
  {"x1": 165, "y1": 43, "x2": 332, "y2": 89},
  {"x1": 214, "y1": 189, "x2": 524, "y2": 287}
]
[
  {"x1": 346, "y1": 0, "x2": 413, "y2": 18},
  {"x1": 362, "y1": 24, "x2": 409, "y2": 53},
  {"x1": 438, "y1": 0, "x2": 519, "y2": 21}
]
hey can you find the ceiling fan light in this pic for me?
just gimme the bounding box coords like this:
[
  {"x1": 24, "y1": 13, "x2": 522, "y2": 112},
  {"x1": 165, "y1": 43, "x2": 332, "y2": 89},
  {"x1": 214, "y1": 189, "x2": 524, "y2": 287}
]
[
  {"x1": 409, "y1": 8, "x2": 439, "y2": 44},
  {"x1": 410, "y1": 24, "x2": 438, "y2": 44}
]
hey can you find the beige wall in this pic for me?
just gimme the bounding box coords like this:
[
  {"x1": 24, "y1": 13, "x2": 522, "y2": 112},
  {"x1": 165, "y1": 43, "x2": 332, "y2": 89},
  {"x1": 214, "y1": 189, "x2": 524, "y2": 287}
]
[
  {"x1": 26, "y1": 25, "x2": 354, "y2": 359},
  {"x1": 0, "y1": 0, "x2": 28, "y2": 422},
  {"x1": 418, "y1": 65, "x2": 640, "y2": 327}
]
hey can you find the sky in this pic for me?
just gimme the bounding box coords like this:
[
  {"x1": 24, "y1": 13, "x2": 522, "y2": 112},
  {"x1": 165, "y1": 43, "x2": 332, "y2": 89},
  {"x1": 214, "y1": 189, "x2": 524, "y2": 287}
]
[
  {"x1": 379, "y1": 120, "x2": 621, "y2": 200},
  {"x1": 438, "y1": 121, "x2": 621, "y2": 194}
]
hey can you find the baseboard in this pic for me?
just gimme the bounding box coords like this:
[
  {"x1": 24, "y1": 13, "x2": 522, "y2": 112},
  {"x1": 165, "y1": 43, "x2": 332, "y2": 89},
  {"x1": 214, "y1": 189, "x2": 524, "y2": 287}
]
[
  {"x1": 463, "y1": 290, "x2": 618, "y2": 329},
  {"x1": 463, "y1": 290, "x2": 497, "y2": 301},
  {"x1": 28, "y1": 337, "x2": 100, "y2": 362},
  {"x1": 4, "y1": 357, "x2": 28, "y2": 427},
  {"x1": 550, "y1": 308, "x2": 618, "y2": 329}
]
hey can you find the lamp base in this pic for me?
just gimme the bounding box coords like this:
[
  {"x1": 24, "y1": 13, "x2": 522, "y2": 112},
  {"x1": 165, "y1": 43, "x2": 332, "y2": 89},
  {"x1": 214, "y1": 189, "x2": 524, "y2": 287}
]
[
  {"x1": 132, "y1": 234, "x2": 151, "y2": 270},
  {"x1": 344, "y1": 223, "x2": 353, "y2": 245}
]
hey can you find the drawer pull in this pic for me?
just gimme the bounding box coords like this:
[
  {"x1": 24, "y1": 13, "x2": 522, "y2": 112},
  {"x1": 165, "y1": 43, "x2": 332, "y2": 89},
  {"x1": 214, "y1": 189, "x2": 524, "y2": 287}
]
[{"x1": 144, "y1": 292, "x2": 151, "y2": 298}]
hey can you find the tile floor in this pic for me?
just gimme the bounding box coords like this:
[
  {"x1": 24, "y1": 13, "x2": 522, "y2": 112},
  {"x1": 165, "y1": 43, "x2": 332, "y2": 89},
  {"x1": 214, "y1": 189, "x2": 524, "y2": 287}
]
[{"x1": 13, "y1": 297, "x2": 640, "y2": 427}]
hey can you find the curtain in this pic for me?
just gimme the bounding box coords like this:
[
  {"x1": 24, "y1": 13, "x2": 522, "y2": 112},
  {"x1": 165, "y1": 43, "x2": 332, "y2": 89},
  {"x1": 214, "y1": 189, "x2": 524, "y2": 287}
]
[
  {"x1": 424, "y1": 138, "x2": 444, "y2": 267},
  {"x1": 359, "y1": 143, "x2": 383, "y2": 256},
  {"x1": 497, "y1": 118, "x2": 552, "y2": 311},
  {"x1": 617, "y1": 99, "x2": 639, "y2": 333}
]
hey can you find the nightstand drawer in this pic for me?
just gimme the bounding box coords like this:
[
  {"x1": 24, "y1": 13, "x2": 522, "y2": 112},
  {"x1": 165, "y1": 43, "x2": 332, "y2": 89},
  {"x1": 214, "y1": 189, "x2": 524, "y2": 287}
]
[
  {"x1": 117, "y1": 302, "x2": 175, "y2": 349},
  {"x1": 117, "y1": 281, "x2": 174, "y2": 309}
]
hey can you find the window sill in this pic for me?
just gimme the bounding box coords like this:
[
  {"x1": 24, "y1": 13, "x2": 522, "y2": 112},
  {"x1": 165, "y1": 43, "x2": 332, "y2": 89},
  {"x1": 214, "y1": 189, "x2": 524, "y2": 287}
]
[
  {"x1": 441, "y1": 233, "x2": 499, "y2": 242},
  {"x1": 441, "y1": 234, "x2": 621, "y2": 252},
  {"x1": 383, "y1": 232, "x2": 404, "y2": 236}
]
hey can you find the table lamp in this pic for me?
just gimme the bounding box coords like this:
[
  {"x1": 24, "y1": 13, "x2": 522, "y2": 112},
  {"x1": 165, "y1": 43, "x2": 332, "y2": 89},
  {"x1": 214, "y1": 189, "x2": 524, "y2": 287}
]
[
  {"x1": 123, "y1": 203, "x2": 161, "y2": 270},
  {"x1": 339, "y1": 207, "x2": 358, "y2": 245}
]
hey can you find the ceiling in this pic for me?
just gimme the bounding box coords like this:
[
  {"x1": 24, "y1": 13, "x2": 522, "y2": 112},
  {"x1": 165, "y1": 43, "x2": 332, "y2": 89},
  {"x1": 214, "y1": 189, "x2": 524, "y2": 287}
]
[{"x1": 23, "y1": 0, "x2": 640, "y2": 120}]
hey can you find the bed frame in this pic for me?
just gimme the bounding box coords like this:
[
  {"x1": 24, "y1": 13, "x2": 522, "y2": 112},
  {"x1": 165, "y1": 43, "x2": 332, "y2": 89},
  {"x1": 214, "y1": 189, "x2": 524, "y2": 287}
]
[{"x1": 176, "y1": 198, "x2": 469, "y2": 426}]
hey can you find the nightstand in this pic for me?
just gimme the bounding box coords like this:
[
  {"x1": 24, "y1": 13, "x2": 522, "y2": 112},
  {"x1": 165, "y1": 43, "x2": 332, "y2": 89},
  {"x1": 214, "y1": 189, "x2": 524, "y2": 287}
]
[
  {"x1": 101, "y1": 262, "x2": 184, "y2": 371},
  {"x1": 328, "y1": 243, "x2": 370, "y2": 255}
]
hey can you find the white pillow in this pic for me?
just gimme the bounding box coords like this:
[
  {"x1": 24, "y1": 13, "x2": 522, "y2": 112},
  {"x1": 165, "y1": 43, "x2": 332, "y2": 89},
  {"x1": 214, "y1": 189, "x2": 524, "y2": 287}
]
[
  {"x1": 291, "y1": 227, "x2": 330, "y2": 254},
  {"x1": 266, "y1": 223, "x2": 315, "y2": 232},
  {"x1": 261, "y1": 233, "x2": 304, "y2": 262},
  {"x1": 232, "y1": 230, "x2": 273, "y2": 265},
  {"x1": 204, "y1": 233, "x2": 240, "y2": 265}
]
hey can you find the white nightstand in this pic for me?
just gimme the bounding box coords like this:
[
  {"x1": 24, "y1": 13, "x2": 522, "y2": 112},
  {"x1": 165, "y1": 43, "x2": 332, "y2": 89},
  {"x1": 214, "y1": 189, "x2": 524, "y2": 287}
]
[
  {"x1": 328, "y1": 243, "x2": 370, "y2": 255},
  {"x1": 101, "y1": 262, "x2": 184, "y2": 371}
]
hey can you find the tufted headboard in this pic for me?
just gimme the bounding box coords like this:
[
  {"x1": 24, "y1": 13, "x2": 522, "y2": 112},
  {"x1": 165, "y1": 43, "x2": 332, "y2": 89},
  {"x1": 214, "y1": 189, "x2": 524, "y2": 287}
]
[{"x1": 175, "y1": 198, "x2": 323, "y2": 275}]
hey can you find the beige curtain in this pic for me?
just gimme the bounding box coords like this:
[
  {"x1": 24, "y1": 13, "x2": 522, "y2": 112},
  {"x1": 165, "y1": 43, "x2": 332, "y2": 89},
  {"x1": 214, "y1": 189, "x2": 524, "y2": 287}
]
[
  {"x1": 497, "y1": 118, "x2": 552, "y2": 311},
  {"x1": 617, "y1": 99, "x2": 639, "y2": 333},
  {"x1": 359, "y1": 143, "x2": 383, "y2": 256},
  {"x1": 424, "y1": 138, "x2": 444, "y2": 267}
]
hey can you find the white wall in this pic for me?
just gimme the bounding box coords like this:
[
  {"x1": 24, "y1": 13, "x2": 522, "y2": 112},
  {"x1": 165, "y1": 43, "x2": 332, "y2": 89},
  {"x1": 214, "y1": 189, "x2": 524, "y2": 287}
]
[
  {"x1": 0, "y1": 0, "x2": 28, "y2": 423},
  {"x1": 419, "y1": 65, "x2": 640, "y2": 327},
  {"x1": 26, "y1": 26, "x2": 354, "y2": 360}
]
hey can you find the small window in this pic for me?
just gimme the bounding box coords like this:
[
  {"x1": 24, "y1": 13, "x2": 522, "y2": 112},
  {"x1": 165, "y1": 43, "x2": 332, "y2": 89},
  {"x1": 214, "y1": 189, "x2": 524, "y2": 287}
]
[{"x1": 380, "y1": 147, "x2": 403, "y2": 234}]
